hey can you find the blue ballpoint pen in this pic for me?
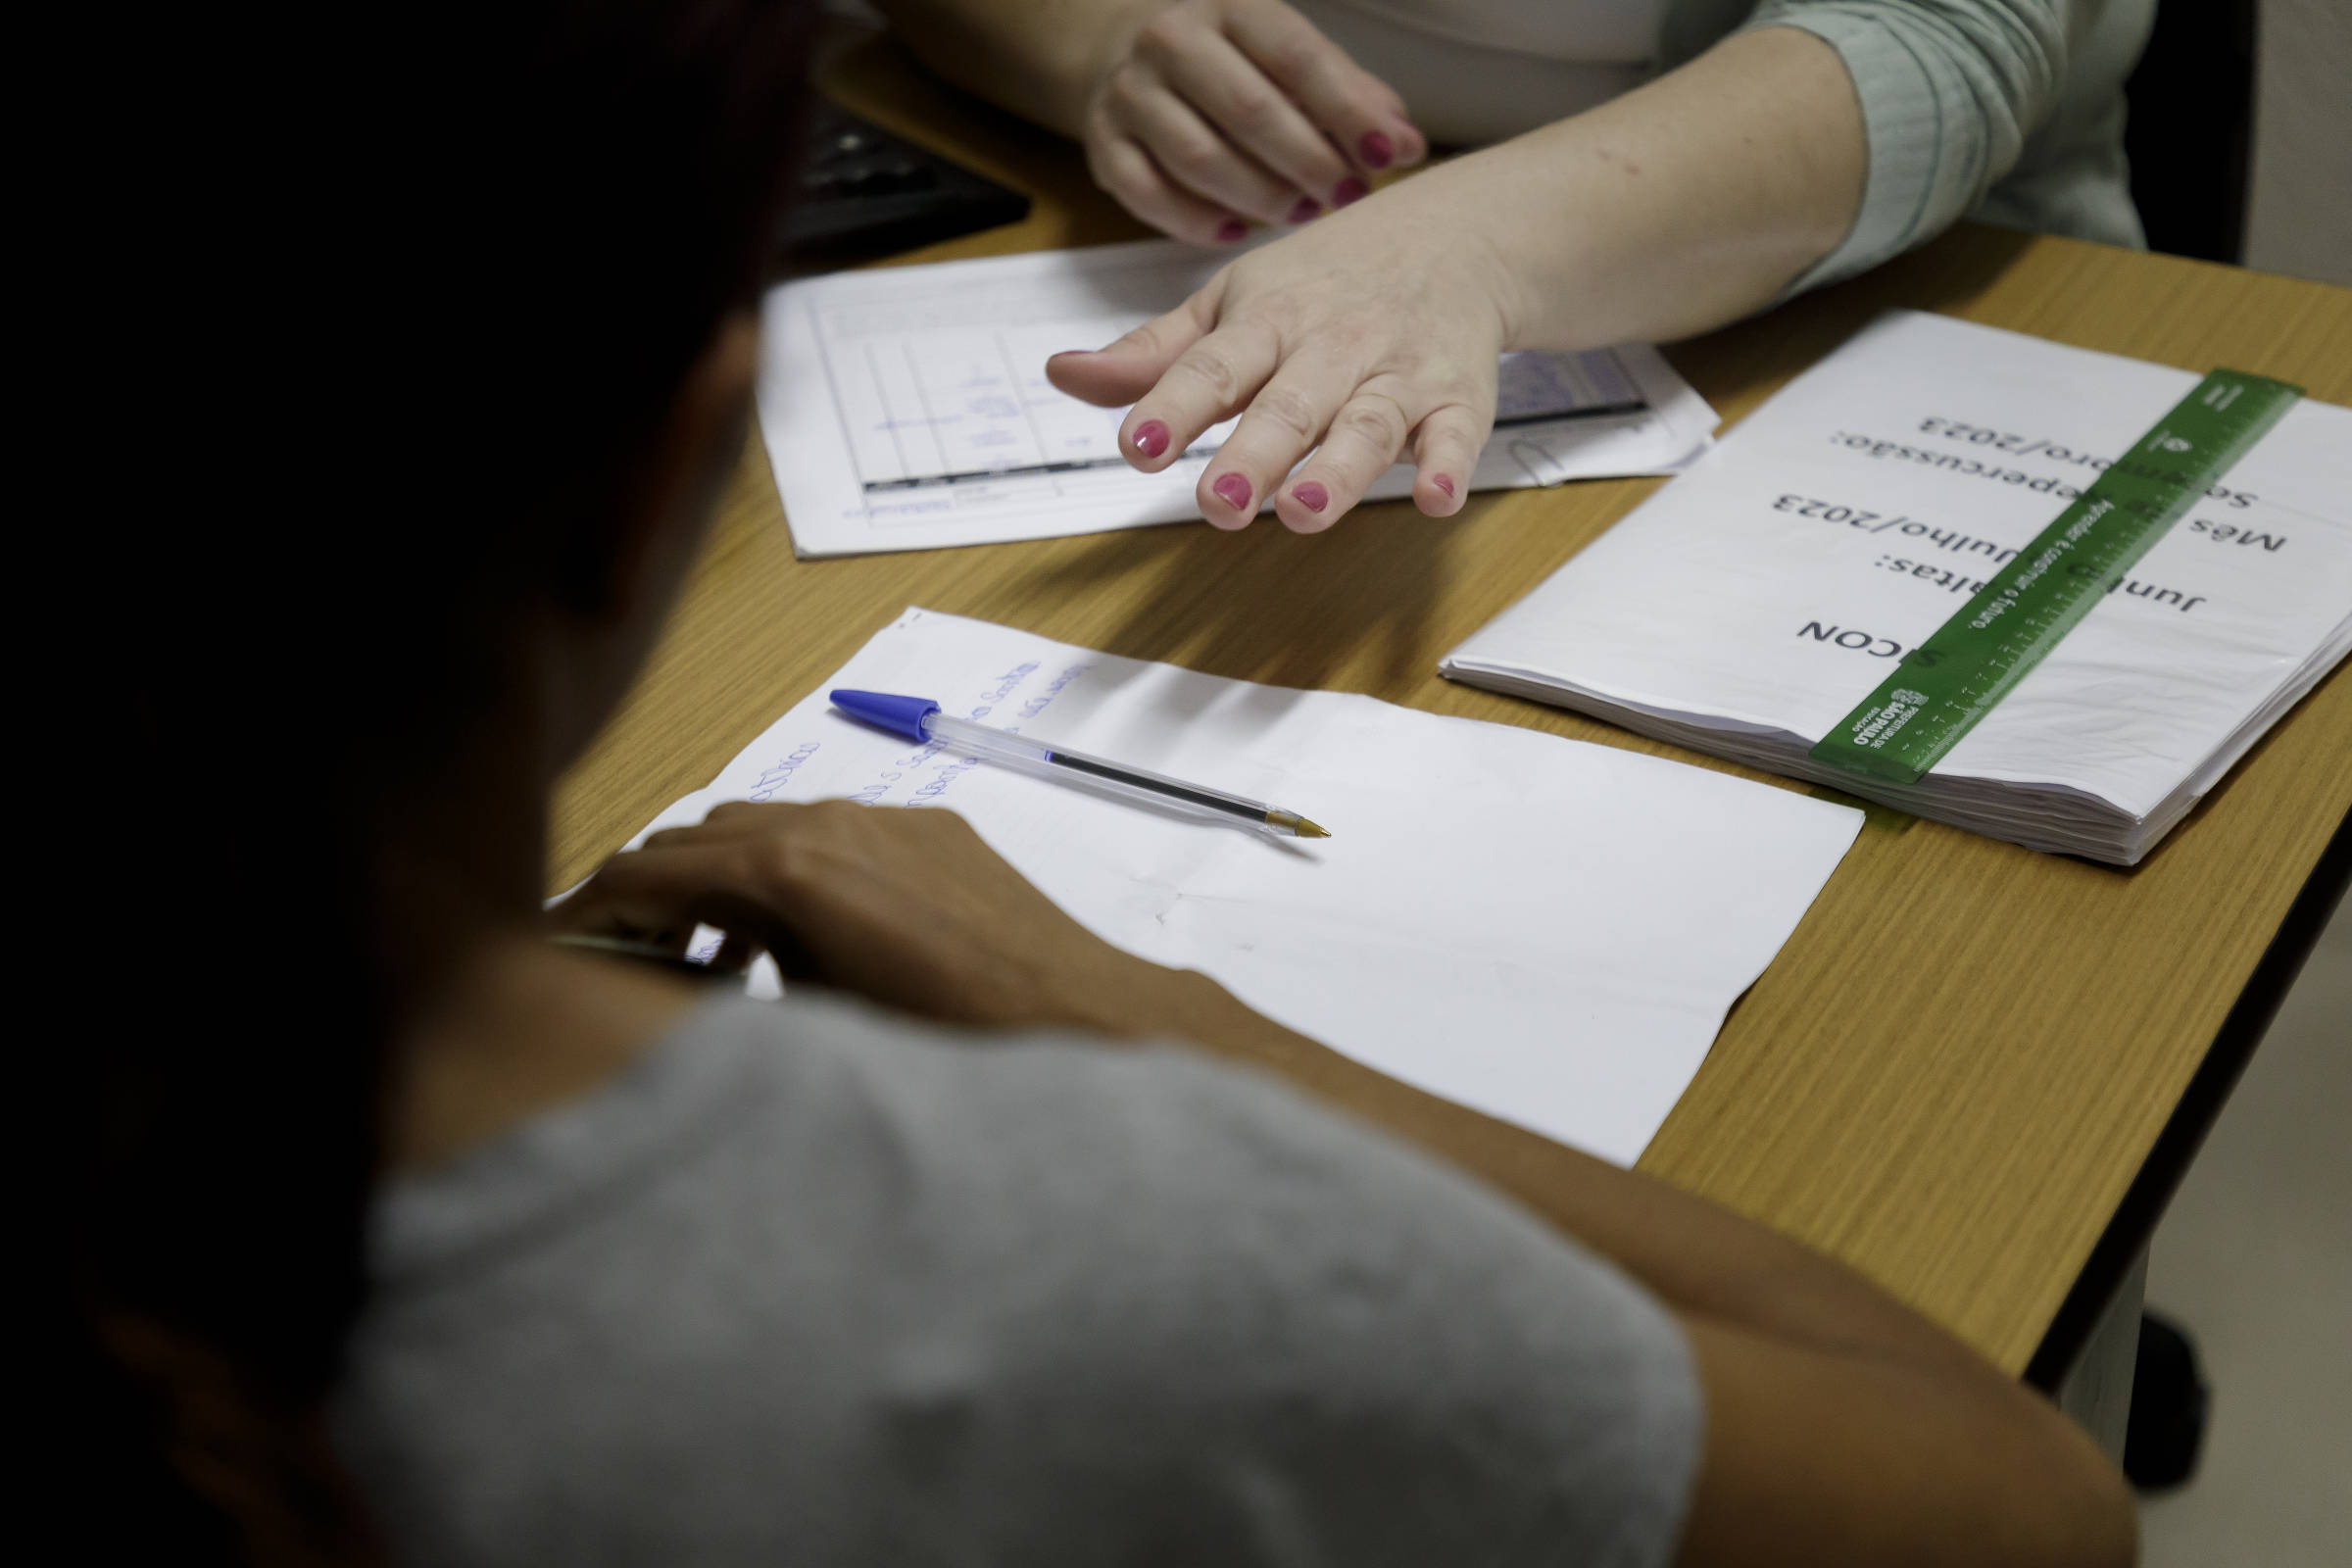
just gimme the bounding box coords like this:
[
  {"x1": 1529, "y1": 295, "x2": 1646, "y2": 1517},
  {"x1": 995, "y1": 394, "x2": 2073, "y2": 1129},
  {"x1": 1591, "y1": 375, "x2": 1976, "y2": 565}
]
[{"x1": 831, "y1": 689, "x2": 1331, "y2": 838}]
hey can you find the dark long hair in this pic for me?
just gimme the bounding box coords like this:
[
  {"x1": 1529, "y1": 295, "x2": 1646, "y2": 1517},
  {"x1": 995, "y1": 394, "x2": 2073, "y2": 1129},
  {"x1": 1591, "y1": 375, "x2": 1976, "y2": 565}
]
[{"x1": 69, "y1": 2, "x2": 813, "y2": 1556}]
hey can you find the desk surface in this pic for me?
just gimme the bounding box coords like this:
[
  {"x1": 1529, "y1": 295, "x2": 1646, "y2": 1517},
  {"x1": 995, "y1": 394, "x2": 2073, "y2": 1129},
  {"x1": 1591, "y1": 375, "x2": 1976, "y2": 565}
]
[{"x1": 551, "y1": 37, "x2": 2352, "y2": 1380}]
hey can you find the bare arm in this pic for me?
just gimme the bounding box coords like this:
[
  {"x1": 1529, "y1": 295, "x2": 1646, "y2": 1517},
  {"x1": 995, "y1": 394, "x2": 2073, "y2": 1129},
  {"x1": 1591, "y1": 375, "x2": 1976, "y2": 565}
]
[
  {"x1": 1048, "y1": 26, "x2": 1870, "y2": 528},
  {"x1": 1446, "y1": 24, "x2": 1867, "y2": 352}
]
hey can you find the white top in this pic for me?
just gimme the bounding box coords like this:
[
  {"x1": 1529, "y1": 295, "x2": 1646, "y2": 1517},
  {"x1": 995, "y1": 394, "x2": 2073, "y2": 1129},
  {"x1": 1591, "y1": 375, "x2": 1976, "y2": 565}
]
[
  {"x1": 1287, "y1": 1, "x2": 2154, "y2": 286},
  {"x1": 1294, "y1": 0, "x2": 1669, "y2": 143}
]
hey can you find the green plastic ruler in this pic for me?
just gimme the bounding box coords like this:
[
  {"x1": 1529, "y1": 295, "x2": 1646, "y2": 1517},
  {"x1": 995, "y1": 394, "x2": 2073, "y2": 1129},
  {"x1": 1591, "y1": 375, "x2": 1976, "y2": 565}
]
[{"x1": 1809, "y1": 369, "x2": 2302, "y2": 787}]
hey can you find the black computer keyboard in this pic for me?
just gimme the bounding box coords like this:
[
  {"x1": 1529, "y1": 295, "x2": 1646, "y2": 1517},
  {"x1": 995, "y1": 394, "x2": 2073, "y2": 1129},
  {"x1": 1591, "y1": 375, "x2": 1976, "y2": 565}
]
[{"x1": 785, "y1": 104, "x2": 1032, "y2": 258}]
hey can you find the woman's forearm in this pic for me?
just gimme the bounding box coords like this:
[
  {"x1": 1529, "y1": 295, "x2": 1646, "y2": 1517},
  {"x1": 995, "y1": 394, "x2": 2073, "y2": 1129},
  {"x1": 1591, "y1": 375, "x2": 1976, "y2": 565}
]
[
  {"x1": 1433, "y1": 25, "x2": 1867, "y2": 351},
  {"x1": 871, "y1": 0, "x2": 1153, "y2": 135}
]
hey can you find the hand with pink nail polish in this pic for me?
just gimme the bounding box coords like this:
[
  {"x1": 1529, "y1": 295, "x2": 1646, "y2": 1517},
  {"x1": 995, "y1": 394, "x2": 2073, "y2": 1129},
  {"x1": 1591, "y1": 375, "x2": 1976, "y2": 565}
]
[
  {"x1": 940, "y1": 0, "x2": 1425, "y2": 247},
  {"x1": 1016, "y1": 1, "x2": 1878, "y2": 537},
  {"x1": 896, "y1": 9, "x2": 1878, "y2": 524},
  {"x1": 1046, "y1": 163, "x2": 1511, "y2": 533}
]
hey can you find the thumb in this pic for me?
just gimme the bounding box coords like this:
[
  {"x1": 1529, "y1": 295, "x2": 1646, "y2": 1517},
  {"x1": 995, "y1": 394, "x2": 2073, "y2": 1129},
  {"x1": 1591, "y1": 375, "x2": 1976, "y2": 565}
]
[
  {"x1": 1045, "y1": 287, "x2": 1219, "y2": 407},
  {"x1": 552, "y1": 844, "x2": 827, "y2": 981}
]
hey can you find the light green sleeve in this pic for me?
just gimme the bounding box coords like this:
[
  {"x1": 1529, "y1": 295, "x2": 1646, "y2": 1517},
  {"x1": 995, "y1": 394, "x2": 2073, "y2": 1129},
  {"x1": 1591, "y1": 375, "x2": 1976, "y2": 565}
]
[{"x1": 1661, "y1": 1, "x2": 2120, "y2": 292}]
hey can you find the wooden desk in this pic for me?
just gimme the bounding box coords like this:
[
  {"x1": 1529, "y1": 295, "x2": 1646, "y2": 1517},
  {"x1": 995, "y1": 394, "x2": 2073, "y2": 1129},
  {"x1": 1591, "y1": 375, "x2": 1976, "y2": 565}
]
[{"x1": 551, "y1": 37, "x2": 2352, "y2": 1389}]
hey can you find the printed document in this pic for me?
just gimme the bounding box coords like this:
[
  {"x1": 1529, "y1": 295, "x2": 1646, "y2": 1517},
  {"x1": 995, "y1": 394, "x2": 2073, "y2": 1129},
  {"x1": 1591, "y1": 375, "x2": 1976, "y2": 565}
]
[
  {"x1": 1443, "y1": 312, "x2": 2352, "y2": 863},
  {"x1": 620, "y1": 609, "x2": 1861, "y2": 1164},
  {"x1": 757, "y1": 240, "x2": 1717, "y2": 557}
]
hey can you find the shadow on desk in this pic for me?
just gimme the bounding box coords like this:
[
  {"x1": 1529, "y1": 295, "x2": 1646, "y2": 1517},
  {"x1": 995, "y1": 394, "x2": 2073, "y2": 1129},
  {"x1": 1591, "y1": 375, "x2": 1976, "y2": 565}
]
[{"x1": 982, "y1": 500, "x2": 1472, "y2": 697}]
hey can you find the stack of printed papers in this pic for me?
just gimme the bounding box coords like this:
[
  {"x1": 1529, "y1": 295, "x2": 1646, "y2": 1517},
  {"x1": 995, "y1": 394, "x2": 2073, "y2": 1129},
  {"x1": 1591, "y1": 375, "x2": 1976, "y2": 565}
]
[
  {"x1": 1442, "y1": 313, "x2": 2352, "y2": 864},
  {"x1": 622, "y1": 609, "x2": 1861, "y2": 1165},
  {"x1": 758, "y1": 239, "x2": 1717, "y2": 556}
]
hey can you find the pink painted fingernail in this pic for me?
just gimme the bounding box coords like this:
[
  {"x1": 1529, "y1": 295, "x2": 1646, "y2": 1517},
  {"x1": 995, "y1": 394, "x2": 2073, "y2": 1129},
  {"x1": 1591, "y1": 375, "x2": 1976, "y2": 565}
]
[
  {"x1": 1288, "y1": 195, "x2": 1321, "y2": 223},
  {"x1": 1215, "y1": 218, "x2": 1249, "y2": 243},
  {"x1": 1433, "y1": 473, "x2": 1456, "y2": 499},
  {"x1": 1132, "y1": 420, "x2": 1169, "y2": 459},
  {"x1": 1291, "y1": 480, "x2": 1330, "y2": 513},
  {"x1": 1333, "y1": 176, "x2": 1368, "y2": 207},
  {"x1": 1212, "y1": 472, "x2": 1252, "y2": 512},
  {"x1": 1358, "y1": 131, "x2": 1394, "y2": 170}
]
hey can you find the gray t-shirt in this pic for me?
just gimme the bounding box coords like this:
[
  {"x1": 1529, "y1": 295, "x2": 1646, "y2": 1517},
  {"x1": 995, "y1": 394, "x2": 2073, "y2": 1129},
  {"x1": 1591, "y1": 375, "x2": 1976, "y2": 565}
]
[{"x1": 334, "y1": 993, "x2": 1701, "y2": 1566}]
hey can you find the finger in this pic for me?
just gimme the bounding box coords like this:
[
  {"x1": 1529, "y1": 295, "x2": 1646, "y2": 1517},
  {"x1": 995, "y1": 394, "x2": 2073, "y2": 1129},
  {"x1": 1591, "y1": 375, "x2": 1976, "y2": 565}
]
[
  {"x1": 698, "y1": 799, "x2": 770, "y2": 832},
  {"x1": 560, "y1": 835, "x2": 835, "y2": 980},
  {"x1": 637, "y1": 800, "x2": 789, "y2": 851},
  {"x1": 697, "y1": 799, "x2": 837, "y2": 836},
  {"x1": 1118, "y1": 317, "x2": 1283, "y2": 487},
  {"x1": 1408, "y1": 401, "x2": 1488, "y2": 515},
  {"x1": 548, "y1": 906, "x2": 698, "y2": 956},
  {"x1": 1087, "y1": 133, "x2": 1249, "y2": 247},
  {"x1": 545, "y1": 846, "x2": 748, "y2": 945},
  {"x1": 711, "y1": 929, "x2": 759, "y2": 973},
  {"x1": 1150, "y1": 28, "x2": 1349, "y2": 213},
  {"x1": 1270, "y1": 382, "x2": 1417, "y2": 533},
  {"x1": 1108, "y1": 77, "x2": 1303, "y2": 226},
  {"x1": 638, "y1": 823, "x2": 705, "y2": 853},
  {"x1": 1194, "y1": 353, "x2": 1361, "y2": 528},
  {"x1": 559, "y1": 842, "x2": 770, "y2": 933},
  {"x1": 1226, "y1": 0, "x2": 1427, "y2": 174},
  {"x1": 1044, "y1": 278, "x2": 1221, "y2": 435}
]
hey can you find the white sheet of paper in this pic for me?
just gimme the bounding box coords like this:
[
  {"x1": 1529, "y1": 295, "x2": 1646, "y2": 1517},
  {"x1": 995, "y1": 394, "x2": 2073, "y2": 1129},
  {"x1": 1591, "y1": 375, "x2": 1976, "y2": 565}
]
[
  {"x1": 1445, "y1": 311, "x2": 2352, "y2": 858},
  {"x1": 626, "y1": 609, "x2": 1860, "y2": 1164},
  {"x1": 757, "y1": 239, "x2": 1717, "y2": 558}
]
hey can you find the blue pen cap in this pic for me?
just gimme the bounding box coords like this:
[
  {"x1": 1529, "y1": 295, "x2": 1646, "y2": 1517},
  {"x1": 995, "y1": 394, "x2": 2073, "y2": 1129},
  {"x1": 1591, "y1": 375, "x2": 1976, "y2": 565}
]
[{"x1": 830, "y1": 689, "x2": 941, "y2": 743}]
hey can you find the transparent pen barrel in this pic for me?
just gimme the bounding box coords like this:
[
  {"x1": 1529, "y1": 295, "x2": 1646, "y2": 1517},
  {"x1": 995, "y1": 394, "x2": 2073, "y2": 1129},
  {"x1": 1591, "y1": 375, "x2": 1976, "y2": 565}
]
[
  {"x1": 924, "y1": 712, "x2": 1263, "y2": 823},
  {"x1": 925, "y1": 713, "x2": 1056, "y2": 769}
]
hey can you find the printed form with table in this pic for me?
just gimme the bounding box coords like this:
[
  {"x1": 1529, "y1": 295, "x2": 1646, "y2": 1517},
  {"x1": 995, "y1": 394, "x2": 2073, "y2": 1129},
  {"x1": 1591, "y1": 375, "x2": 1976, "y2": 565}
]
[{"x1": 620, "y1": 238, "x2": 2352, "y2": 1169}]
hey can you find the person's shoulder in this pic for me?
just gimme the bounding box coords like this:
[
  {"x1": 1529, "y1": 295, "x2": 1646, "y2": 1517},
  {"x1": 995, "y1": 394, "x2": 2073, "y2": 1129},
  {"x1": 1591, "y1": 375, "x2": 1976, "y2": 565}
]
[
  {"x1": 676, "y1": 989, "x2": 1592, "y2": 1312},
  {"x1": 773, "y1": 990, "x2": 1706, "y2": 1565},
  {"x1": 647, "y1": 986, "x2": 1699, "y2": 1419},
  {"x1": 703, "y1": 985, "x2": 1503, "y2": 1245},
  {"x1": 346, "y1": 989, "x2": 1703, "y2": 1566},
  {"x1": 673, "y1": 984, "x2": 1364, "y2": 1188}
]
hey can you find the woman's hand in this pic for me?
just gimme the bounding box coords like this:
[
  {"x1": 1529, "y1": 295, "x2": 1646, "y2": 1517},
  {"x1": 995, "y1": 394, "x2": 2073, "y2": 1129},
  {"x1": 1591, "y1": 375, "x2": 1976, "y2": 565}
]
[
  {"x1": 1047, "y1": 177, "x2": 1517, "y2": 530},
  {"x1": 1081, "y1": 0, "x2": 1425, "y2": 244},
  {"x1": 550, "y1": 799, "x2": 1213, "y2": 1039},
  {"x1": 1045, "y1": 25, "x2": 1871, "y2": 535}
]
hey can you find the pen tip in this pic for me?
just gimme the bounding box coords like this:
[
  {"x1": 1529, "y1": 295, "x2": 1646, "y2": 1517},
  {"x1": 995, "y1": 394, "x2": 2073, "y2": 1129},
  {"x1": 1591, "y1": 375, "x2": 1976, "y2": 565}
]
[{"x1": 1296, "y1": 818, "x2": 1331, "y2": 839}]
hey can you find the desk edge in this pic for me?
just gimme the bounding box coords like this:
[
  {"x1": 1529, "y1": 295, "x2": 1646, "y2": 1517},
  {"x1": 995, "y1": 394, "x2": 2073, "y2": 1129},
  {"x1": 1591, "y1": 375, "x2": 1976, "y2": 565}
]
[{"x1": 2025, "y1": 801, "x2": 2352, "y2": 1389}]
